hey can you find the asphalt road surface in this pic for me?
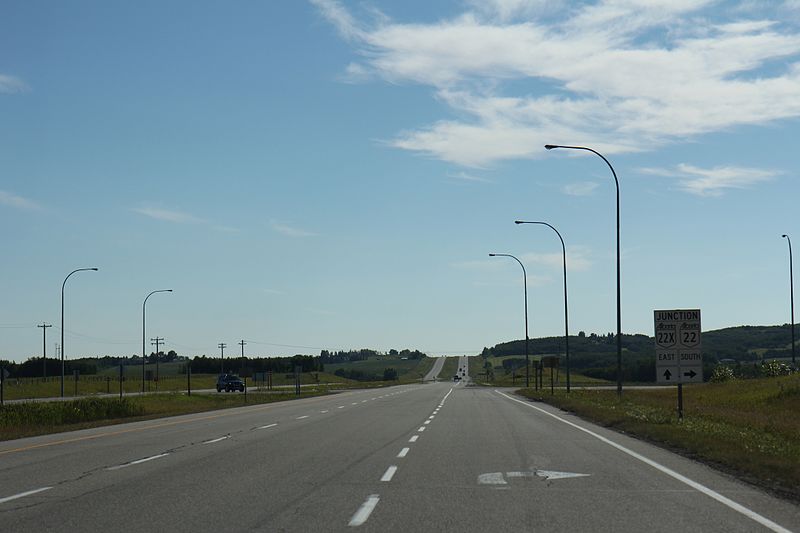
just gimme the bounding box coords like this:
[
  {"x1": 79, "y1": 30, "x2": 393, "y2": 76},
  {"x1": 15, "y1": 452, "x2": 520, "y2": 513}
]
[{"x1": 1, "y1": 383, "x2": 798, "y2": 532}]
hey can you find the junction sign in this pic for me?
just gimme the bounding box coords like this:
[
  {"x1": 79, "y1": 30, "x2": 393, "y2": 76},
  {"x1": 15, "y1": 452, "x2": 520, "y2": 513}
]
[{"x1": 654, "y1": 309, "x2": 702, "y2": 384}]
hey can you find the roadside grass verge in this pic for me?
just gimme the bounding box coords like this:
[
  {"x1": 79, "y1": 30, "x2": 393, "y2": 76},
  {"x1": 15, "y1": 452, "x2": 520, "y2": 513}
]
[{"x1": 516, "y1": 374, "x2": 800, "y2": 501}]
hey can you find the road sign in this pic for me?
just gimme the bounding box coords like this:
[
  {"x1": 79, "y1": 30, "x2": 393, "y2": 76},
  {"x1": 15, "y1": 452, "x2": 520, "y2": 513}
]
[{"x1": 654, "y1": 309, "x2": 702, "y2": 384}]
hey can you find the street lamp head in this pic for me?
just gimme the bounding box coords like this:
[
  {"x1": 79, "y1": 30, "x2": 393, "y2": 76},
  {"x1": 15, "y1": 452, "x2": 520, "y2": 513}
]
[
  {"x1": 489, "y1": 253, "x2": 496, "y2": 257},
  {"x1": 91, "y1": 268, "x2": 98, "y2": 271},
  {"x1": 514, "y1": 220, "x2": 525, "y2": 224},
  {"x1": 544, "y1": 144, "x2": 558, "y2": 150},
  {"x1": 783, "y1": 234, "x2": 789, "y2": 238}
]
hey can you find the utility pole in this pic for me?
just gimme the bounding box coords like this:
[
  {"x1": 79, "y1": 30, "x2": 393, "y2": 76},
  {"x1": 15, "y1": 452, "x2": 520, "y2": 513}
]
[
  {"x1": 38, "y1": 323, "x2": 52, "y2": 378},
  {"x1": 239, "y1": 339, "x2": 246, "y2": 373},
  {"x1": 151, "y1": 337, "x2": 164, "y2": 386},
  {"x1": 218, "y1": 342, "x2": 227, "y2": 374}
]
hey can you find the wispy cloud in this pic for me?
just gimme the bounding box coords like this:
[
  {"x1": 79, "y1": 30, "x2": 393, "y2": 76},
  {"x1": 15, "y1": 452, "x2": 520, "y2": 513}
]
[
  {"x1": 271, "y1": 221, "x2": 317, "y2": 237},
  {"x1": 0, "y1": 190, "x2": 41, "y2": 210},
  {"x1": 447, "y1": 171, "x2": 493, "y2": 183},
  {"x1": 314, "y1": 1, "x2": 800, "y2": 167},
  {"x1": 262, "y1": 288, "x2": 286, "y2": 296},
  {"x1": 521, "y1": 246, "x2": 592, "y2": 272},
  {"x1": 132, "y1": 206, "x2": 204, "y2": 224},
  {"x1": 562, "y1": 181, "x2": 599, "y2": 196},
  {"x1": 0, "y1": 74, "x2": 29, "y2": 94},
  {"x1": 639, "y1": 164, "x2": 778, "y2": 196}
]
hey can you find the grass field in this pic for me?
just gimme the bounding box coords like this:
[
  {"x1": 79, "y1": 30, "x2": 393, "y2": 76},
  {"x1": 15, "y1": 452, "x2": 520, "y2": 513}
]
[
  {"x1": 323, "y1": 356, "x2": 434, "y2": 383},
  {"x1": 0, "y1": 388, "x2": 335, "y2": 441},
  {"x1": 466, "y1": 355, "x2": 611, "y2": 387},
  {"x1": 517, "y1": 374, "x2": 800, "y2": 501}
]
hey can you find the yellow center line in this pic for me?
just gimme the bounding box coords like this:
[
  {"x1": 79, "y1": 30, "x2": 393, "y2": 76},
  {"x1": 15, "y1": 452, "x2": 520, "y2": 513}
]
[{"x1": 0, "y1": 391, "x2": 354, "y2": 457}]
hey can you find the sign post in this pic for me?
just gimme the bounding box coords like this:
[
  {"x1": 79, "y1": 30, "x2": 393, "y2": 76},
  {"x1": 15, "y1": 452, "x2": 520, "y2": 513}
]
[{"x1": 654, "y1": 309, "x2": 702, "y2": 419}]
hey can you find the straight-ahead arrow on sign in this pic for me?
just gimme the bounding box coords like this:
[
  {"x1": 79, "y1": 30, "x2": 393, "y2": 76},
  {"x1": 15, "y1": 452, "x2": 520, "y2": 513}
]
[{"x1": 663, "y1": 369, "x2": 672, "y2": 380}]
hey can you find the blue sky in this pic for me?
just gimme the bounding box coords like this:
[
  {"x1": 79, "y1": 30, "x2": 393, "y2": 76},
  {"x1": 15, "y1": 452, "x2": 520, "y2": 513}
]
[{"x1": 2, "y1": 0, "x2": 800, "y2": 362}]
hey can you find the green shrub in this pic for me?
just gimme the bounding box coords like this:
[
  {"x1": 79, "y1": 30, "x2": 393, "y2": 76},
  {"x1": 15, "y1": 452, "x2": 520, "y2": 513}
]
[{"x1": 710, "y1": 365, "x2": 735, "y2": 383}]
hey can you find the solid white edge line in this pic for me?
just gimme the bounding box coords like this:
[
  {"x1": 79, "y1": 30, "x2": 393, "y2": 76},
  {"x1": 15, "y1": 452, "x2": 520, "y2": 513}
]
[
  {"x1": 0, "y1": 487, "x2": 52, "y2": 505},
  {"x1": 381, "y1": 465, "x2": 398, "y2": 482},
  {"x1": 409, "y1": 435, "x2": 419, "y2": 442},
  {"x1": 398, "y1": 447, "x2": 410, "y2": 458},
  {"x1": 495, "y1": 390, "x2": 792, "y2": 533},
  {"x1": 349, "y1": 494, "x2": 380, "y2": 527}
]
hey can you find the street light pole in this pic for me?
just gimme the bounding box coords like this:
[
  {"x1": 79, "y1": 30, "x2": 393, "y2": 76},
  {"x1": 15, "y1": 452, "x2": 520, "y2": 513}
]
[
  {"x1": 489, "y1": 253, "x2": 530, "y2": 388},
  {"x1": 515, "y1": 220, "x2": 571, "y2": 392},
  {"x1": 61, "y1": 267, "x2": 98, "y2": 397},
  {"x1": 783, "y1": 235, "x2": 795, "y2": 365},
  {"x1": 142, "y1": 289, "x2": 172, "y2": 394},
  {"x1": 546, "y1": 144, "x2": 623, "y2": 397}
]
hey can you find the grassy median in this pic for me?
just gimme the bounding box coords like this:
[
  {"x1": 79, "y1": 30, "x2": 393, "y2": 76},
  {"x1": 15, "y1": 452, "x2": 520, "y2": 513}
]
[
  {"x1": 517, "y1": 374, "x2": 800, "y2": 501},
  {"x1": 0, "y1": 389, "x2": 334, "y2": 442}
]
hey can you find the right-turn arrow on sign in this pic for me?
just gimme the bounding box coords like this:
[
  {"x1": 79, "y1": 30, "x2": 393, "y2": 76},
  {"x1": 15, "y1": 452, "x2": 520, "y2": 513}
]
[{"x1": 654, "y1": 309, "x2": 703, "y2": 384}]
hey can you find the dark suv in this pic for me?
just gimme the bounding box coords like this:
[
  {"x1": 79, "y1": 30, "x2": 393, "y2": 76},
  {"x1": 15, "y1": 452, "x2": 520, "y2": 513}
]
[{"x1": 216, "y1": 374, "x2": 245, "y2": 392}]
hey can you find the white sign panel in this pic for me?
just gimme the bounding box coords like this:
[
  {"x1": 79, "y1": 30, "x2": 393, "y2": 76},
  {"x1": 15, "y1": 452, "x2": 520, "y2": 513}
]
[{"x1": 654, "y1": 309, "x2": 702, "y2": 384}]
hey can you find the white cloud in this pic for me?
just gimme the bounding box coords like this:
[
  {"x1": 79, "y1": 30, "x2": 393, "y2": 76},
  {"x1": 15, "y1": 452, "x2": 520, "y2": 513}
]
[
  {"x1": 313, "y1": 1, "x2": 800, "y2": 167},
  {"x1": 638, "y1": 164, "x2": 779, "y2": 196},
  {"x1": 466, "y1": 0, "x2": 560, "y2": 22},
  {"x1": 562, "y1": 181, "x2": 599, "y2": 196},
  {"x1": 0, "y1": 190, "x2": 40, "y2": 210},
  {"x1": 0, "y1": 75, "x2": 29, "y2": 94},
  {"x1": 132, "y1": 206, "x2": 204, "y2": 224},
  {"x1": 271, "y1": 221, "x2": 317, "y2": 237}
]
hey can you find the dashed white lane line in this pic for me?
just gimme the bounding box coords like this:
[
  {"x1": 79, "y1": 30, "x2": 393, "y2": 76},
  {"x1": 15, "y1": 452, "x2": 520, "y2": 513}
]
[
  {"x1": 428, "y1": 415, "x2": 435, "y2": 419},
  {"x1": 256, "y1": 423, "x2": 278, "y2": 430},
  {"x1": 409, "y1": 435, "x2": 419, "y2": 443},
  {"x1": 496, "y1": 390, "x2": 792, "y2": 533},
  {"x1": 351, "y1": 402, "x2": 359, "y2": 405},
  {"x1": 424, "y1": 420, "x2": 431, "y2": 425},
  {"x1": 349, "y1": 494, "x2": 380, "y2": 527},
  {"x1": 203, "y1": 435, "x2": 230, "y2": 445},
  {"x1": 321, "y1": 410, "x2": 329, "y2": 413},
  {"x1": 381, "y1": 466, "x2": 398, "y2": 482},
  {"x1": 418, "y1": 427, "x2": 426, "y2": 432},
  {"x1": 296, "y1": 415, "x2": 309, "y2": 420},
  {"x1": 338, "y1": 406, "x2": 346, "y2": 409},
  {"x1": 0, "y1": 487, "x2": 52, "y2": 505},
  {"x1": 107, "y1": 453, "x2": 169, "y2": 471},
  {"x1": 397, "y1": 448, "x2": 410, "y2": 458}
]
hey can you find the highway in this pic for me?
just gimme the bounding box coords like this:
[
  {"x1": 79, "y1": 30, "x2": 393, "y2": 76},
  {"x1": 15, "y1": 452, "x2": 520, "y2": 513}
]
[{"x1": 1, "y1": 378, "x2": 798, "y2": 531}]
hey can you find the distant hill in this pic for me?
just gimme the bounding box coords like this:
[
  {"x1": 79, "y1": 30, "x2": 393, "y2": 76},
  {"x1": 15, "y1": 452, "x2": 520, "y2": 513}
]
[{"x1": 481, "y1": 324, "x2": 796, "y2": 382}]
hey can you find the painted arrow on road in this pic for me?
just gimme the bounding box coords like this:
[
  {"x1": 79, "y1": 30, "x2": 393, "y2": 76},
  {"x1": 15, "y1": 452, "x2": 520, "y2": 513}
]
[{"x1": 478, "y1": 470, "x2": 591, "y2": 485}]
